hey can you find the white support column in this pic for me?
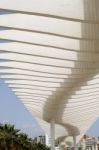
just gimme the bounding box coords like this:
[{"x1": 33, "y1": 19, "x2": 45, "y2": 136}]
[
  {"x1": 73, "y1": 135, "x2": 76, "y2": 150},
  {"x1": 50, "y1": 120, "x2": 55, "y2": 150}
]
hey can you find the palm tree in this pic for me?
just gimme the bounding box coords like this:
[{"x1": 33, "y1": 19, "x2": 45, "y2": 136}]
[
  {"x1": 16, "y1": 132, "x2": 30, "y2": 149},
  {"x1": 0, "y1": 123, "x2": 50, "y2": 150},
  {"x1": 0, "y1": 123, "x2": 20, "y2": 150},
  {"x1": 36, "y1": 142, "x2": 50, "y2": 150}
]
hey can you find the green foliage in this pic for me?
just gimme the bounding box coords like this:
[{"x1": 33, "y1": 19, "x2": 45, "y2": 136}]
[{"x1": 0, "y1": 123, "x2": 50, "y2": 150}]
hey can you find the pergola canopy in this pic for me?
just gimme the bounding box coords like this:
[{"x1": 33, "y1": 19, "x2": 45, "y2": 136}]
[{"x1": 0, "y1": 0, "x2": 99, "y2": 141}]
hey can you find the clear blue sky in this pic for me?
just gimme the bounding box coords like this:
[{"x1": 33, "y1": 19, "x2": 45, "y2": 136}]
[
  {"x1": 0, "y1": 79, "x2": 44, "y2": 138},
  {"x1": 0, "y1": 79, "x2": 99, "y2": 138},
  {"x1": 87, "y1": 118, "x2": 99, "y2": 137}
]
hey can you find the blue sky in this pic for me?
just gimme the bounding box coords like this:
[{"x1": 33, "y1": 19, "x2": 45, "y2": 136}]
[
  {"x1": 87, "y1": 118, "x2": 99, "y2": 137},
  {"x1": 0, "y1": 79, "x2": 44, "y2": 138},
  {"x1": 0, "y1": 79, "x2": 99, "y2": 138}
]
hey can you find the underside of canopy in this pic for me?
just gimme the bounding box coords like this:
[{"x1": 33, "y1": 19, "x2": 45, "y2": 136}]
[{"x1": 0, "y1": 0, "x2": 99, "y2": 142}]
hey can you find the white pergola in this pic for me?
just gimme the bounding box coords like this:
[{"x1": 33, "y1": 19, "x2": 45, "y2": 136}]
[{"x1": 0, "y1": 0, "x2": 99, "y2": 149}]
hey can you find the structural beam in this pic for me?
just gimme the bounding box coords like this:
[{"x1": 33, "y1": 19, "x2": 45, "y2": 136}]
[
  {"x1": 73, "y1": 135, "x2": 76, "y2": 150},
  {"x1": 50, "y1": 120, "x2": 55, "y2": 150}
]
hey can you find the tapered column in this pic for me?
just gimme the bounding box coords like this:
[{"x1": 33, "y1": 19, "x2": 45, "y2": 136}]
[
  {"x1": 50, "y1": 120, "x2": 55, "y2": 150},
  {"x1": 73, "y1": 135, "x2": 76, "y2": 150}
]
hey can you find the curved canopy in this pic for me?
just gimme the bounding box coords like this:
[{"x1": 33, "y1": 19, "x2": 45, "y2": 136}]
[{"x1": 0, "y1": 0, "x2": 99, "y2": 141}]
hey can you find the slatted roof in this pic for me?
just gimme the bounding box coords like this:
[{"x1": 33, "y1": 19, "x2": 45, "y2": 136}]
[{"x1": 0, "y1": 0, "x2": 99, "y2": 140}]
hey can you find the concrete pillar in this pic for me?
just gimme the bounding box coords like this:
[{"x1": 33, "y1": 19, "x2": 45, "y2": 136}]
[
  {"x1": 73, "y1": 135, "x2": 76, "y2": 150},
  {"x1": 50, "y1": 120, "x2": 55, "y2": 150}
]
